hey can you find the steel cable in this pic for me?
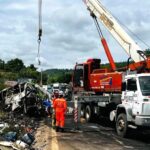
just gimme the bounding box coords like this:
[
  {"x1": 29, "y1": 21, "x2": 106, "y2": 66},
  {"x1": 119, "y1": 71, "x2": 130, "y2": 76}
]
[{"x1": 37, "y1": 0, "x2": 42, "y2": 66}]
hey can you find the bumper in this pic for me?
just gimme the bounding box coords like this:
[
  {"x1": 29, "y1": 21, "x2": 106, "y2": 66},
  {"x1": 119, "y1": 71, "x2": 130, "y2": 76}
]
[{"x1": 135, "y1": 116, "x2": 150, "y2": 126}]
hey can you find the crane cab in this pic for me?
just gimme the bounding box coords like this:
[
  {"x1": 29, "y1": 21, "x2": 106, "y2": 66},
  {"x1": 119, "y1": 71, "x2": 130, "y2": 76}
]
[
  {"x1": 72, "y1": 59, "x2": 100, "y2": 92},
  {"x1": 72, "y1": 59, "x2": 122, "y2": 94}
]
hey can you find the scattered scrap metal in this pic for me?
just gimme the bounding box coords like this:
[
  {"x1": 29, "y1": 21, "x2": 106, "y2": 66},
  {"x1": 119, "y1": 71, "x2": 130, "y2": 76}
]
[
  {"x1": 0, "y1": 82, "x2": 51, "y2": 149},
  {"x1": 0, "y1": 82, "x2": 50, "y2": 114}
]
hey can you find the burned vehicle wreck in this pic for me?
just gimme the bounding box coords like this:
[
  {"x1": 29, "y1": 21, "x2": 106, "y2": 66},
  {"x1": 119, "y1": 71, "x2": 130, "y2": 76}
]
[{"x1": 0, "y1": 82, "x2": 50, "y2": 115}]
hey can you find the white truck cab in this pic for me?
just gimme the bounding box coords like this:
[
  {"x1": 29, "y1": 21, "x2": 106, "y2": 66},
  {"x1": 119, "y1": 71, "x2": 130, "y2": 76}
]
[
  {"x1": 116, "y1": 73, "x2": 150, "y2": 137},
  {"x1": 52, "y1": 83, "x2": 60, "y2": 93}
]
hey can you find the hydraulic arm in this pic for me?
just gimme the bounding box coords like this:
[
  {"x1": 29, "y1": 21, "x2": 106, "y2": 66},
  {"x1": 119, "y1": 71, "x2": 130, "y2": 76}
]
[{"x1": 83, "y1": 0, "x2": 146, "y2": 62}]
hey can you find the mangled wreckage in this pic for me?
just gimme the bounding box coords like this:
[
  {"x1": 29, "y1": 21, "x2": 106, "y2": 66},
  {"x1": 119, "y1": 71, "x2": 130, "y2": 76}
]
[{"x1": 0, "y1": 82, "x2": 50, "y2": 114}]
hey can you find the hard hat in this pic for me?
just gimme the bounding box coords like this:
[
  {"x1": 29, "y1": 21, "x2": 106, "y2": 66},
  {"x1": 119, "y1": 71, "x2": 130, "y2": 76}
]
[{"x1": 59, "y1": 91, "x2": 63, "y2": 96}]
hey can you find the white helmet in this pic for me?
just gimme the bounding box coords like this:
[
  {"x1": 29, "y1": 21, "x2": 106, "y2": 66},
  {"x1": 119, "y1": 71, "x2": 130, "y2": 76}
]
[{"x1": 59, "y1": 91, "x2": 64, "y2": 96}]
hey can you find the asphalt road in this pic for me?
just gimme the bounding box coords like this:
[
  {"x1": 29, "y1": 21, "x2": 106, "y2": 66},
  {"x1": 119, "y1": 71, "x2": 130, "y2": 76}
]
[
  {"x1": 59, "y1": 118, "x2": 150, "y2": 150},
  {"x1": 33, "y1": 116, "x2": 150, "y2": 150}
]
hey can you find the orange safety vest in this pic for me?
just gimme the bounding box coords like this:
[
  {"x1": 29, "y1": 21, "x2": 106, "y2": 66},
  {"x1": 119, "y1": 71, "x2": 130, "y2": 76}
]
[{"x1": 53, "y1": 98, "x2": 67, "y2": 113}]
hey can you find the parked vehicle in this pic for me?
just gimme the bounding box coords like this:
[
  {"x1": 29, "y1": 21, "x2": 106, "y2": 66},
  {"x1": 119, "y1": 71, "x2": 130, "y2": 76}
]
[{"x1": 52, "y1": 83, "x2": 60, "y2": 93}]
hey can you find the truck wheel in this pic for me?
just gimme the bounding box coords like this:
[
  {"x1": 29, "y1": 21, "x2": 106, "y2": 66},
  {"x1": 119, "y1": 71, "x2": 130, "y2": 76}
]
[
  {"x1": 116, "y1": 113, "x2": 128, "y2": 137},
  {"x1": 85, "y1": 105, "x2": 91, "y2": 122}
]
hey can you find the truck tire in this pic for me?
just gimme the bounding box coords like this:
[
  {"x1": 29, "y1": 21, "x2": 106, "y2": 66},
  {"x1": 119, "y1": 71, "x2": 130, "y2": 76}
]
[
  {"x1": 116, "y1": 113, "x2": 128, "y2": 137},
  {"x1": 85, "y1": 105, "x2": 92, "y2": 122}
]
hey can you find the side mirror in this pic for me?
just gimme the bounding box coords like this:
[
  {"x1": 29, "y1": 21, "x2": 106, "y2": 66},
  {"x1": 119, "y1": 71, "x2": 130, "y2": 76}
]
[{"x1": 122, "y1": 82, "x2": 126, "y2": 91}]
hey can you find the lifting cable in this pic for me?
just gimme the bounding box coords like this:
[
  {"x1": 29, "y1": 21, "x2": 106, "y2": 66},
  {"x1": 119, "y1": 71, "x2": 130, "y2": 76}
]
[
  {"x1": 37, "y1": 0, "x2": 42, "y2": 66},
  {"x1": 115, "y1": 18, "x2": 150, "y2": 49},
  {"x1": 90, "y1": 12, "x2": 104, "y2": 39},
  {"x1": 105, "y1": 8, "x2": 150, "y2": 49}
]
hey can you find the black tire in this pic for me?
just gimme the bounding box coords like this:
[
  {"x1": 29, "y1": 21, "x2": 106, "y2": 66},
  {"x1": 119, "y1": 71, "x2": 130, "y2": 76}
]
[
  {"x1": 116, "y1": 113, "x2": 128, "y2": 137},
  {"x1": 85, "y1": 105, "x2": 92, "y2": 122}
]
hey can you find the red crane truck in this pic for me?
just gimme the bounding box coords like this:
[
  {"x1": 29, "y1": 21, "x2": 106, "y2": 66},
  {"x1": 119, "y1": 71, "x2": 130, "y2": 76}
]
[{"x1": 72, "y1": 0, "x2": 150, "y2": 137}]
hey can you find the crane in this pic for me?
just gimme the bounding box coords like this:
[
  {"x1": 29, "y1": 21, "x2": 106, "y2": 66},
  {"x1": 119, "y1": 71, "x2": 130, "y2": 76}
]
[
  {"x1": 72, "y1": 0, "x2": 150, "y2": 138},
  {"x1": 83, "y1": 0, "x2": 150, "y2": 72}
]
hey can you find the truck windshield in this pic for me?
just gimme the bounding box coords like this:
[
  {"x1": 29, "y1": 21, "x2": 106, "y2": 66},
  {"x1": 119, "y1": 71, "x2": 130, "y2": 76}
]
[
  {"x1": 139, "y1": 76, "x2": 150, "y2": 96},
  {"x1": 73, "y1": 65, "x2": 83, "y2": 87}
]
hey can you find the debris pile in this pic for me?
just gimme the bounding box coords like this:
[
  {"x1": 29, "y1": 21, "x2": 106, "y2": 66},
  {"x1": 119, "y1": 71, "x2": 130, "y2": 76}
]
[
  {"x1": 0, "y1": 82, "x2": 50, "y2": 114},
  {"x1": 0, "y1": 113, "x2": 38, "y2": 150},
  {"x1": 0, "y1": 82, "x2": 51, "y2": 149}
]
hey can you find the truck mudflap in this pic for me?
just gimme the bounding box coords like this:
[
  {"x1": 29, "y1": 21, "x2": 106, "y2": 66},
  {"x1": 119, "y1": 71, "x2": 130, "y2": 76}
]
[{"x1": 135, "y1": 116, "x2": 150, "y2": 126}]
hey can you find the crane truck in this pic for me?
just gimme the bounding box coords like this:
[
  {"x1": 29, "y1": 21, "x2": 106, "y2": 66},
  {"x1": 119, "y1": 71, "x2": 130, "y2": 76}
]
[{"x1": 72, "y1": 0, "x2": 150, "y2": 137}]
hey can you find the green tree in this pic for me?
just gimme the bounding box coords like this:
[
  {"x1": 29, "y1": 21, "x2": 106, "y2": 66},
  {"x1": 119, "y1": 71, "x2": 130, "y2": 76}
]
[
  {"x1": 5, "y1": 58, "x2": 25, "y2": 72},
  {"x1": 4, "y1": 72, "x2": 19, "y2": 80},
  {"x1": 47, "y1": 71, "x2": 72, "y2": 84},
  {"x1": 64, "y1": 73, "x2": 72, "y2": 83},
  {"x1": 28, "y1": 64, "x2": 37, "y2": 71},
  {"x1": 144, "y1": 49, "x2": 150, "y2": 57},
  {"x1": 19, "y1": 67, "x2": 40, "y2": 80}
]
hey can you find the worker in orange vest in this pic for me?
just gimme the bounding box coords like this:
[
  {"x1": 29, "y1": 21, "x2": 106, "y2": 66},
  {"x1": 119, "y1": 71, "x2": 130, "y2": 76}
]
[{"x1": 53, "y1": 91, "x2": 67, "y2": 132}]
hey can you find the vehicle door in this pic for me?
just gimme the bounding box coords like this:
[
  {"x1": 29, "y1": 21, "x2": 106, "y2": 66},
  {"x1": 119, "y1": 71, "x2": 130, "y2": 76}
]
[{"x1": 123, "y1": 78, "x2": 139, "y2": 115}]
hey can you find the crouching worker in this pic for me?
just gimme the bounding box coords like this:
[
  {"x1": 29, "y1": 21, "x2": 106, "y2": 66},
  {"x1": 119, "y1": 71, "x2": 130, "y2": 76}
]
[
  {"x1": 43, "y1": 97, "x2": 51, "y2": 117},
  {"x1": 53, "y1": 91, "x2": 67, "y2": 132}
]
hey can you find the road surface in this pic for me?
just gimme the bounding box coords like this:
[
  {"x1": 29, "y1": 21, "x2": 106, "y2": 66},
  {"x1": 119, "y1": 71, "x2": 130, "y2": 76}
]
[{"x1": 32, "y1": 116, "x2": 150, "y2": 150}]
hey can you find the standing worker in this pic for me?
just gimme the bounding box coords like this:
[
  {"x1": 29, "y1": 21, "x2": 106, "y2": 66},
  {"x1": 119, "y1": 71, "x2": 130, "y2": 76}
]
[{"x1": 53, "y1": 91, "x2": 67, "y2": 132}]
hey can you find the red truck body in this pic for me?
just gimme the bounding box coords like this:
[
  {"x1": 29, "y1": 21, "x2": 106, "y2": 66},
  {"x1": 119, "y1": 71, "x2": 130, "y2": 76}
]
[
  {"x1": 90, "y1": 71, "x2": 122, "y2": 93},
  {"x1": 73, "y1": 59, "x2": 122, "y2": 94}
]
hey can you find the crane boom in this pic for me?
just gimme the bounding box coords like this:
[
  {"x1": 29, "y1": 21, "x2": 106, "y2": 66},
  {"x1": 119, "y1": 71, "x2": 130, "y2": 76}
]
[{"x1": 84, "y1": 0, "x2": 145, "y2": 62}]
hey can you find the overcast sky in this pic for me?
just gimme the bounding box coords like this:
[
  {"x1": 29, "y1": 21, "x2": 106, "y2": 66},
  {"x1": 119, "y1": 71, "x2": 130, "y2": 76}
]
[{"x1": 0, "y1": 0, "x2": 150, "y2": 70}]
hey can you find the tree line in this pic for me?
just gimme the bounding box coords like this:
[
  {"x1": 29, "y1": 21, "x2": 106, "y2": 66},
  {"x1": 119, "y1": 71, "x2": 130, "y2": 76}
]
[
  {"x1": 0, "y1": 58, "x2": 47, "y2": 89},
  {"x1": 0, "y1": 58, "x2": 72, "y2": 90},
  {"x1": 1, "y1": 49, "x2": 150, "y2": 90}
]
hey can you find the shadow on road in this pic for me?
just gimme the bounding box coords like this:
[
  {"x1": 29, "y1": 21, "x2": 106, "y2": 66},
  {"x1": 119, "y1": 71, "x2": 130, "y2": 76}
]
[{"x1": 95, "y1": 117, "x2": 150, "y2": 144}]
